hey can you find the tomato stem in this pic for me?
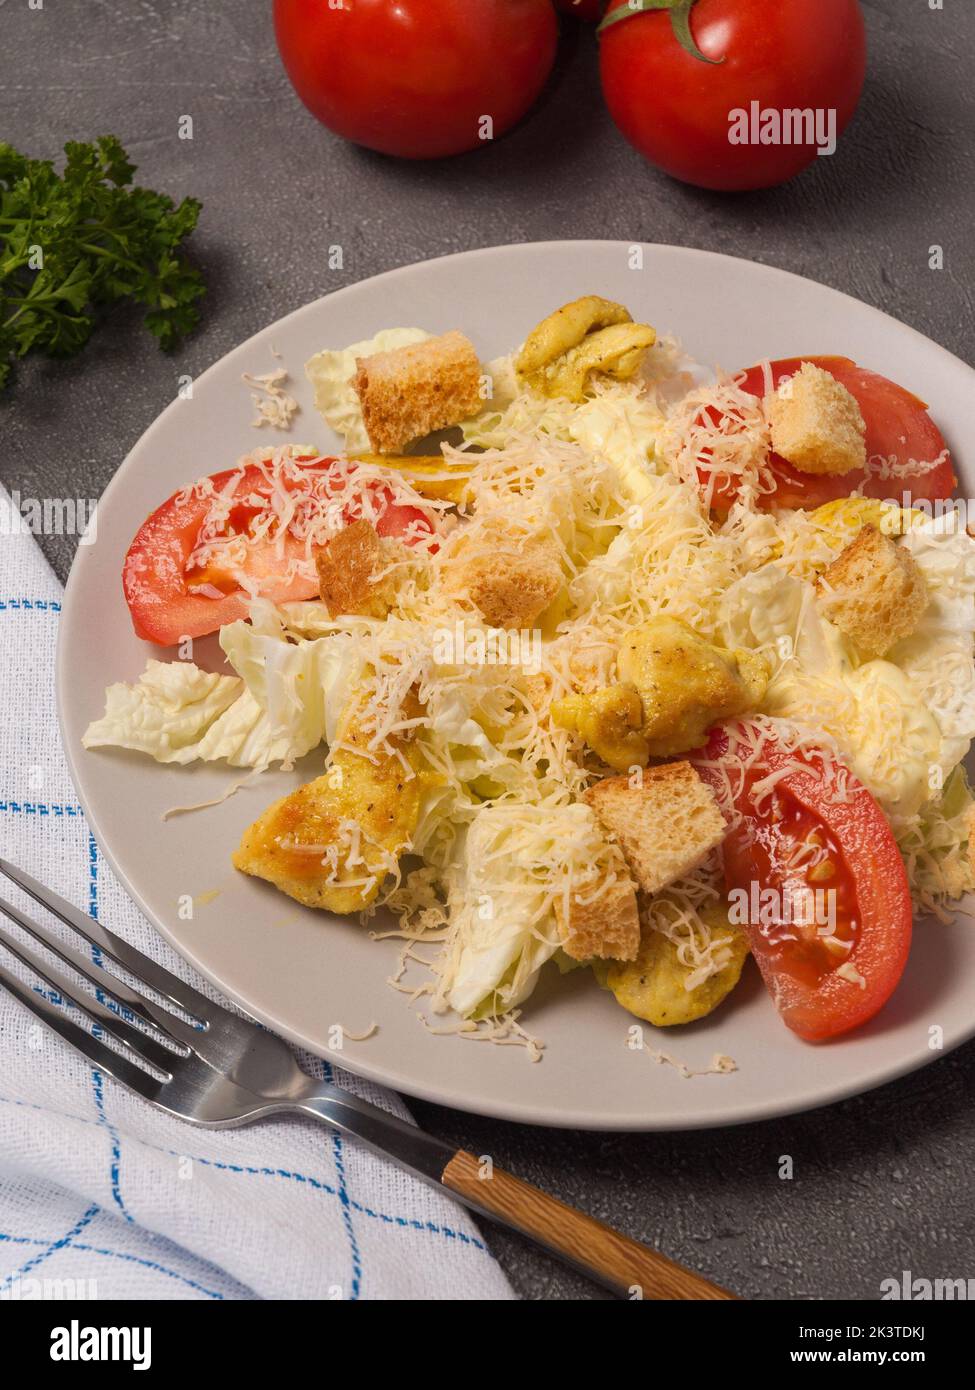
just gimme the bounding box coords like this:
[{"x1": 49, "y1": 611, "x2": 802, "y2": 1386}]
[{"x1": 597, "y1": 0, "x2": 723, "y2": 64}]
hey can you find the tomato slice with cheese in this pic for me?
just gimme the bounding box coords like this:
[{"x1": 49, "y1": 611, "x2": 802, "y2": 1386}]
[
  {"x1": 694, "y1": 722, "x2": 913, "y2": 1041},
  {"x1": 123, "y1": 453, "x2": 437, "y2": 646},
  {"x1": 702, "y1": 356, "x2": 955, "y2": 514}
]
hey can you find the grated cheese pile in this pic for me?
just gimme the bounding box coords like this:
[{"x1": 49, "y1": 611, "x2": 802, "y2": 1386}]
[
  {"x1": 242, "y1": 368, "x2": 301, "y2": 431},
  {"x1": 657, "y1": 368, "x2": 775, "y2": 511}
]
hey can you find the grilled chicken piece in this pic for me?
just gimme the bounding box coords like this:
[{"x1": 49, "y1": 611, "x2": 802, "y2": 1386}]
[
  {"x1": 617, "y1": 616, "x2": 768, "y2": 758},
  {"x1": 553, "y1": 617, "x2": 768, "y2": 766},
  {"x1": 608, "y1": 902, "x2": 750, "y2": 1027},
  {"x1": 551, "y1": 686, "x2": 649, "y2": 772},
  {"x1": 233, "y1": 713, "x2": 429, "y2": 913}
]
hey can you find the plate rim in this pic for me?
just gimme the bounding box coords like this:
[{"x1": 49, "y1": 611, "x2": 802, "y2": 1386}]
[{"x1": 57, "y1": 239, "x2": 975, "y2": 1131}]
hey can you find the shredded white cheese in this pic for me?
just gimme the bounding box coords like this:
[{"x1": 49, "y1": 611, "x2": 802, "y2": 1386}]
[
  {"x1": 242, "y1": 368, "x2": 300, "y2": 431},
  {"x1": 181, "y1": 445, "x2": 443, "y2": 601},
  {"x1": 657, "y1": 369, "x2": 775, "y2": 511},
  {"x1": 640, "y1": 1043, "x2": 738, "y2": 1078}
]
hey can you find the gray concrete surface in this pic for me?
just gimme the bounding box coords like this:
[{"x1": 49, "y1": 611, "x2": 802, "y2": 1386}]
[{"x1": 2, "y1": 0, "x2": 974, "y2": 1301}]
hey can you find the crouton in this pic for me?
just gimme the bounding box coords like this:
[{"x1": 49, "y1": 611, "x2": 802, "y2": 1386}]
[
  {"x1": 445, "y1": 517, "x2": 563, "y2": 629},
  {"x1": 817, "y1": 524, "x2": 928, "y2": 658},
  {"x1": 554, "y1": 866, "x2": 640, "y2": 963},
  {"x1": 584, "y1": 762, "x2": 726, "y2": 895},
  {"x1": 352, "y1": 330, "x2": 483, "y2": 454},
  {"x1": 766, "y1": 361, "x2": 867, "y2": 477},
  {"x1": 315, "y1": 519, "x2": 406, "y2": 619}
]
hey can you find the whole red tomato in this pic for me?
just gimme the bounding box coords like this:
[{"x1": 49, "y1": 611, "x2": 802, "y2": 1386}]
[
  {"x1": 273, "y1": 0, "x2": 559, "y2": 159},
  {"x1": 555, "y1": 0, "x2": 605, "y2": 19},
  {"x1": 599, "y1": 0, "x2": 866, "y2": 190}
]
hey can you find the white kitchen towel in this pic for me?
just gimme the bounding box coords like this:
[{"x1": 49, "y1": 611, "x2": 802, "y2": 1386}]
[{"x1": 0, "y1": 488, "x2": 514, "y2": 1301}]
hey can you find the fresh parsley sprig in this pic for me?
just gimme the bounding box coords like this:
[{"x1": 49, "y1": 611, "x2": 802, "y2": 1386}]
[{"x1": 0, "y1": 135, "x2": 205, "y2": 390}]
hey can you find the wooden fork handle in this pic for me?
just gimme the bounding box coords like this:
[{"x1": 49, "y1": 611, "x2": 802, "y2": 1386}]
[{"x1": 442, "y1": 1149, "x2": 737, "y2": 1300}]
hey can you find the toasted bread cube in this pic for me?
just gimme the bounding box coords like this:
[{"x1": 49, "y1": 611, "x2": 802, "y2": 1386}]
[
  {"x1": 352, "y1": 330, "x2": 483, "y2": 454},
  {"x1": 766, "y1": 361, "x2": 867, "y2": 477},
  {"x1": 554, "y1": 867, "x2": 640, "y2": 963},
  {"x1": 584, "y1": 762, "x2": 726, "y2": 895},
  {"x1": 817, "y1": 524, "x2": 928, "y2": 658},
  {"x1": 446, "y1": 518, "x2": 563, "y2": 630},
  {"x1": 521, "y1": 671, "x2": 552, "y2": 714},
  {"x1": 315, "y1": 519, "x2": 405, "y2": 619}
]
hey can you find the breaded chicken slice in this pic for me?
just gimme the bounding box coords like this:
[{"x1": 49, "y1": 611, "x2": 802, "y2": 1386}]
[
  {"x1": 232, "y1": 714, "x2": 428, "y2": 914},
  {"x1": 608, "y1": 901, "x2": 750, "y2": 1027}
]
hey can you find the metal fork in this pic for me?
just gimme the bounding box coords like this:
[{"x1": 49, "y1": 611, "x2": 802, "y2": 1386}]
[{"x1": 0, "y1": 856, "x2": 736, "y2": 1301}]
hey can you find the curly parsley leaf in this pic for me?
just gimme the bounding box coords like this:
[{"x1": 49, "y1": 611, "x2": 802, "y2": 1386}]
[{"x1": 0, "y1": 136, "x2": 205, "y2": 390}]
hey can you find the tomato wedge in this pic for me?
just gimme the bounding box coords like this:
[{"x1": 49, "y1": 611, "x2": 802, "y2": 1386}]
[
  {"x1": 123, "y1": 454, "x2": 436, "y2": 647},
  {"x1": 694, "y1": 722, "x2": 913, "y2": 1041},
  {"x1": 702, "y1": 356, "x2": 955, "y2": 515}
]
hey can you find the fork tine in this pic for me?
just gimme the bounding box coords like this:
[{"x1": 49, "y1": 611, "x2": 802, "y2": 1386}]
[
  {"x1": 0, "y1": 955, "x2": 168, "y2": 1102},
  {"x1": 0, "y1": 890, "x2": 186, "y2": 1050},
  {"x1": 0, "y1": 918, "x2": 177, "y2": 1074},
  {"x1": 0, "y1": 856, "x2": 219, "y2": 1026}
]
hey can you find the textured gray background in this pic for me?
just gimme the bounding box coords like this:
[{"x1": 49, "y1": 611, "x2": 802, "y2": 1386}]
[{"x1": 2, "y1": 0, "x2": 974, "y2": 1301}]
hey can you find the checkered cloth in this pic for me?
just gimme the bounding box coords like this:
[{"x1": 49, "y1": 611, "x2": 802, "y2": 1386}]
[{"x1": 0, "y1": 487, "x2": 514, "y2": 1301}]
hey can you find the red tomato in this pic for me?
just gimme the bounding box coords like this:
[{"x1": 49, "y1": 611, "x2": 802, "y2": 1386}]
[
  {"x1": 123, "y1": 456, "x2": 435, "y2": 647},
  {"x1": 599, "y1": 0, "x2": 866, "y2": 190},
  {"x1": 695, "y1": 723, "x2": 912, "y2": 1041},
  {"x1": 703, "y1": 356, "x2": 955, "y2": 515},
  {"x1": 555, "y1": 0, "x2": 605, "y2": 19},
  {"x1": 273, "y1": 0, "x2": 558, "y2": 159}
]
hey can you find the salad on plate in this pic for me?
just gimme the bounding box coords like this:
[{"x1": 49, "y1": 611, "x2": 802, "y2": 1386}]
[{"x1": 84, "y1": 293, "x2": 975, "y2": 1053}]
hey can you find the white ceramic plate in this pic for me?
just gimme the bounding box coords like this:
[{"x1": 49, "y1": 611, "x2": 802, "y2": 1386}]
[{"x1": 58, "y1": 241, "x2": 975, "y2": 1130}]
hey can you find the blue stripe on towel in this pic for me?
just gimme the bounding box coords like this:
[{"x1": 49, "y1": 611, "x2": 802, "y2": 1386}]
[
  {"x1": 323, "y1": 1058, "x2": 363, "y2": 1300},
  {"x1": 86, "y1": 834, "x2": 132, "y2": 1225},
  {"x1": 0, "y1": 1203, "x2": 99, "y2": 1290},
  {"x1": 0, "y1": 598, "x2": 61, "y2": 613},
  {"x1": 0, "y1": 1226, "x2": 229, "y2": 1299}
]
